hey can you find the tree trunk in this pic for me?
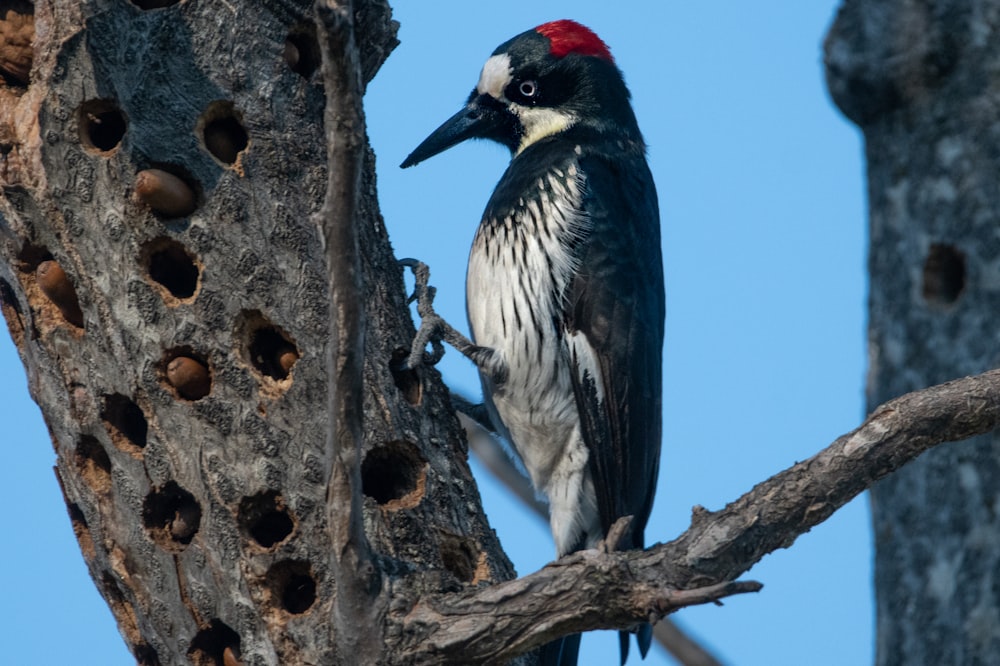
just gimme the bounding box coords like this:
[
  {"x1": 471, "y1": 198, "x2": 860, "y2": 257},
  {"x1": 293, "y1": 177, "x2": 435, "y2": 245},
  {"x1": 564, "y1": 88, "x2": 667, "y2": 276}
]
[
  {"x1": 12, "y1": 1, "x2": 1000, "y2": 664},
  {"x1": 0, "y1": 1, "x2": 520, "y2": 663},
  {"x1": 826, "y1": 2, "x2": 1000, "y2": 663}
]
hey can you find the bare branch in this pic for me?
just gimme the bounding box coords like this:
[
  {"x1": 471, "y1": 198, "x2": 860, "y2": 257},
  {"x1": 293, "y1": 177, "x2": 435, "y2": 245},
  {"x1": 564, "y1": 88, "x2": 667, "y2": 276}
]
[
  {"x1": 669, "y1": 368, "x2": 1000, "y2": 578},
  {"x1": 400, "y1": 550, "x2": 759, "y2": 665},
  {"x1": 396, "y1": 369, "x2": 1000, "y2": 663},
  {"x1": 461, "y1": 401, "x2": 735, "y2": 665},
  {"x1": 460, "y1": 401, "x2": 731, "y2": 665},
  {"x1": 314, "y1": 0, "x2": 380, "y2": 659}
]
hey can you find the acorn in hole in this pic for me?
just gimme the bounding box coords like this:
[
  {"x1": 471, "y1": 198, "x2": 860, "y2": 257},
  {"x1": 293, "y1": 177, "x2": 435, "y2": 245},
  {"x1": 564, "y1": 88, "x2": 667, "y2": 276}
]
[
  {"x1": 36, "y1": 260, "x2": 84, "y2": 327},
  {"x1": 134, "y1": 169, "x2": 196, "y2": 218},
  {"x1": 166, "y1": 356, "x2": 211, "y2": 400}
]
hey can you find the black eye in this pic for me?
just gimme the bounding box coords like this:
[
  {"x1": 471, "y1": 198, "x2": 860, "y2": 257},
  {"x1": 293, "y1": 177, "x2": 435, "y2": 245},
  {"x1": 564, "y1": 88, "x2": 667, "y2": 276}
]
[{"x1": 518, "y1": 80, "x2": 538, "y2": 98}]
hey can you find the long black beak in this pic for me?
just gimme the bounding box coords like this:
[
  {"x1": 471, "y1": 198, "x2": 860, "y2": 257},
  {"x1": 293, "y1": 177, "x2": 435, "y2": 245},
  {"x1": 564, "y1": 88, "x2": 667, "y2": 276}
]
[{"x1": 400, "y1": 95, "x2": 516, "y2": 168}]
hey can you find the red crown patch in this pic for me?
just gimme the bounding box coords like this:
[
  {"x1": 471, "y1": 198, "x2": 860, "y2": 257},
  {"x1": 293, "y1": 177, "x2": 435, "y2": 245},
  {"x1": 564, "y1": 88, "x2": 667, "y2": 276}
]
[{"x1": 535, "y1": 19, "x2": 614, "y2": 63}]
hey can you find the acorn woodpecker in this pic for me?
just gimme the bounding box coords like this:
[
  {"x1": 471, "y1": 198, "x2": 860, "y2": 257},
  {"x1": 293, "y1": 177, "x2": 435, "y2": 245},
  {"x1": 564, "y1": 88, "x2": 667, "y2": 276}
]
[{"x1": 401, "y1": 20, "x2": 664, "y2": 665}]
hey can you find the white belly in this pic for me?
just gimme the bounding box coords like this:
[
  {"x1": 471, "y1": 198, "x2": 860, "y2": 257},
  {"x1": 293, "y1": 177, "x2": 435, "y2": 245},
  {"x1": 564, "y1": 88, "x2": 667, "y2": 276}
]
[{"x1": 464, "y1": 166, "x2": 600, "y2": 555}]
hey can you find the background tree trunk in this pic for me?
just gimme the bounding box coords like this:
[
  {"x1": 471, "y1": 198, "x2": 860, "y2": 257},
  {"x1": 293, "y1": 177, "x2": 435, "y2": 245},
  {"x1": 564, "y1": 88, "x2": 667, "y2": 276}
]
[
  {"x1": 826, "y1": 2, "x2": 1000, "y2": 663},
  {"x1": 0, "y1": 1, "x2": 522, "y2": 663}
]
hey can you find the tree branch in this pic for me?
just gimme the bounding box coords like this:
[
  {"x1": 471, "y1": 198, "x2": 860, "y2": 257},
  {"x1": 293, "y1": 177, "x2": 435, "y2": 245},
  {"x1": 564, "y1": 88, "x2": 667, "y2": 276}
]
[
  {"x1": 315, "y1": 0, "x2": 380, "y2": 659},
  {"x1": 459, "y1": 400, "x2": 727, "y2": 666},
  {"x1": 396, "y1": 368, "x2": 1000, "y2": 664}
]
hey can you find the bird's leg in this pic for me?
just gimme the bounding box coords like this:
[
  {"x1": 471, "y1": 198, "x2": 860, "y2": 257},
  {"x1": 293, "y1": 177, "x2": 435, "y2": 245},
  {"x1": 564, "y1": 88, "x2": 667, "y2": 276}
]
[
  {"x1": 399, "y1": 258, "x2": 508, "y2": 384},
  {"x1": 448, "y1": 391, "x2": 496, "y2": 433}
]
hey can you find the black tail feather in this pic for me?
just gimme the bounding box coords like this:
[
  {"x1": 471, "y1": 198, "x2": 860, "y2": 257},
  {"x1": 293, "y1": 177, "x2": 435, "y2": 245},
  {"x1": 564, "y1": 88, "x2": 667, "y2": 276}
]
[
  {"x1": 540, "y1": 633, "x2": 581, "y2": 666},
  {"x1": 636, "y1": 623, "x2": 653, "y2": 658},
  {"x1": 619, "y1": 623, "x2": 653, "y2": 664},
  {"x1": 618, "y1": 630, "x2": 630, "y2": 665}
]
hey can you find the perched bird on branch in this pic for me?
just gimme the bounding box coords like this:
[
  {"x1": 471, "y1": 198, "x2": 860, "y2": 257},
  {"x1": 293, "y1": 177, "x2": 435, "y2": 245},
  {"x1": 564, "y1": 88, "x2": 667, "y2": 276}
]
[{"x1": 402, "y1": 20, "x2": 664, "y2": 665}]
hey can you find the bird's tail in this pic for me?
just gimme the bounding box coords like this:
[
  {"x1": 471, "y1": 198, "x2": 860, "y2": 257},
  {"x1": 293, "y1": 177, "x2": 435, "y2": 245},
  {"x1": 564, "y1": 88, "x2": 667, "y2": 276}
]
[
  {"x1": 540, "y1": 633, "x2": 581, "y2": 666},
  {"x1": 618, "y1": 623, "x2": 653, "y2": 664}
]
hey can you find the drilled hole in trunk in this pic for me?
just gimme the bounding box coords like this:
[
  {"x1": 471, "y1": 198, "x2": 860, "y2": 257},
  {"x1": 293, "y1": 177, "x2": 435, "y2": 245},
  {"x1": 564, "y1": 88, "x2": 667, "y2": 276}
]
[
  {"x1": 75, "y1": 435, "x2": 112, "y2": 494},
  {"x1": 66, "y1": 502, "x2": 96, "y2": 560},
  {"x1": 238, "y1": 491, "x2": 294, "y2": 549},
  {"x1": 284, "y1": 26, "x2": 320, "y2": 78},
  {"x1": 361, "y1": 440, "x2": 427, "y2": 509},
  {"x1": 78, "y1": 99, "x2": 126, "y2": 153},
  {"x1": 141, "y1": 237, "x2": 200, "y2": 301},
  {"x1": 439, "y1": 532, "x2": 479, "y2": 583},
  {"x1": 389, "y1": 347, "x2": 422, "y2": 406},
  {"x1": 236, "y1": 310, "x2": 300, "y2": 388},
  {"x1": 160, "y1": 348, "x2": 212, "y2": 401},
  {"x1": 188, "y1": 619, "x2": 241, "y2": 666},
  {"x1": 198, "y1": 102, "x2": 249, "y2": 166},
  {"x1": 266, "y1": 560, "x2": 317, "y2": 615},
  {"x1": 922, "y1": 243, "x2": 965, "y2": 306},
  {"x1": 142, "y1": 481, "x2": 202, "y2": 550},
  {"x1": 35, "y1": 259, "x2": 84, "y2": 327},
  {"x1": 101, "y1": 393, "x2": 148, "y2": 454}
]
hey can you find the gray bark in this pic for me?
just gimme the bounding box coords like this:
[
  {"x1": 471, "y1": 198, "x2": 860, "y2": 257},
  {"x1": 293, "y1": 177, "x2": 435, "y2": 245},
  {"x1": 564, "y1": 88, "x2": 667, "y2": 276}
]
[
  {"x1": 0, "y1": 1, "x2": 518, "y2": 664},
  {"x1": 8, "y1": 1, "x2": 1000, "y2": 664},
  {"x1": 826, "y1": 2, "x2": 1000, "y2": 664}
]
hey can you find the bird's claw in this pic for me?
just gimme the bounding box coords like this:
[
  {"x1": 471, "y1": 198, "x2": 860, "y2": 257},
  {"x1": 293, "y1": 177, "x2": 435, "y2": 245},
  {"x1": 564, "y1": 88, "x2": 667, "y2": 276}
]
[
  {"x1": 399, "y1": 258, "x2": 448, "y2": 370},
  {"x1": 399, "y1": 258, "x2": 507, "y2": 383}
]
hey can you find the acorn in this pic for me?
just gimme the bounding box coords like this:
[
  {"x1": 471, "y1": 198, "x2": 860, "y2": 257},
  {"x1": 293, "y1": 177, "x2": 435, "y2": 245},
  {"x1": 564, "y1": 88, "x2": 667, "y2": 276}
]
[
  {"x1": 276, "y1": 344, "x2": 299, "y2": 376},
  {"x1": 166, "y1": 356, "x2": 210, "y2": 400},
  {"x1": 36, "y1": 260, "x2": 84, "y2": 327},
  {"x1": 134, "y1": 169, "x2": 196, "y2": 218},
  {"x1": 223, "y1": 646, "x2": 243, "y2": 666}
]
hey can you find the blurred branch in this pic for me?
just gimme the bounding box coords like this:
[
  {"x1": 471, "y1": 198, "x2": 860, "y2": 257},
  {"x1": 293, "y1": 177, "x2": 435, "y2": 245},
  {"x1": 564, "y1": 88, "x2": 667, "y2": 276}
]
[
  {"x1": 653, "y1": 621, "x2": 723, "y2": 666},
  {"x1": 397, "y1": 369, "x2": 1000, "y2": 663}
]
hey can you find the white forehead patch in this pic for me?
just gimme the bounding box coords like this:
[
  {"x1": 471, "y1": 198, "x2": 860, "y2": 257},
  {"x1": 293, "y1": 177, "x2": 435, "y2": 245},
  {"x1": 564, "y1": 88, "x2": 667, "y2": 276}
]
[{"x1": 476, "y1": 53, "x2": 513, "y2": 99}]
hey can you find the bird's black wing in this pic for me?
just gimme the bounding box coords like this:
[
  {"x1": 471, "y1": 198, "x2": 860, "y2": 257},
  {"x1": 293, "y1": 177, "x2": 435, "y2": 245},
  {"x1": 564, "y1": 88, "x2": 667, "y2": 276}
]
[{"x1": 565, "y1": 151, "x2": 664, "y2": 552}]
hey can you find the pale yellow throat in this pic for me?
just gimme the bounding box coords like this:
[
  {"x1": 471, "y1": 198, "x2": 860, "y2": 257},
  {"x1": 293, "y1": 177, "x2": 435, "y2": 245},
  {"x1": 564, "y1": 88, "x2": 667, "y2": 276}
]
[{"x1": 516, "y1": 107, "x2": 576, "y2": 154}]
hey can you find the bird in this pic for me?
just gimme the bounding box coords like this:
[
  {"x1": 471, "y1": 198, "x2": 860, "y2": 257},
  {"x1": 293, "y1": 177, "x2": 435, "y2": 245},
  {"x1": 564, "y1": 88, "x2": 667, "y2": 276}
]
[{"x1": 401, "y1": 19, "x2": 664, "y2": 666}]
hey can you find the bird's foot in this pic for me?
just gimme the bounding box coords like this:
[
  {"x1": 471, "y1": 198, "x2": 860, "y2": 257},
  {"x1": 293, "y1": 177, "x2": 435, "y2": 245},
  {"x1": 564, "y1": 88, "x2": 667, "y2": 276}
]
[
  {"x1": 399, "y1": 258, "x2": 447, "y2": 370},
  {"x1": 399, "y1": 259, "x2": 508, "y2": 384}
]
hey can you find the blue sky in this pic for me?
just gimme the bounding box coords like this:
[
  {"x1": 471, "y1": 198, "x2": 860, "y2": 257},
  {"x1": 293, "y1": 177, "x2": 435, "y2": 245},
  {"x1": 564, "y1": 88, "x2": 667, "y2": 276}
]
[{"x1": 1, "y1": 2, "x2": 869, "y2": 664}]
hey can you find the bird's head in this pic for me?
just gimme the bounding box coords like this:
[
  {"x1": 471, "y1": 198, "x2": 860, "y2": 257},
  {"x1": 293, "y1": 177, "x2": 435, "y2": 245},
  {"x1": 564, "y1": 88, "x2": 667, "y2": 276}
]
[{"x1": 401, "y1": 19, "x2": 639, "y2": 168}]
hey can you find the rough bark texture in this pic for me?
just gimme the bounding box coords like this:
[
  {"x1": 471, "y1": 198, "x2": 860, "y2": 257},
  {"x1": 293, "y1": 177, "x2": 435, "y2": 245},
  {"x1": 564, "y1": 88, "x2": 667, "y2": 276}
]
[
  {"x1": 0, "y1": 1, "x2": 517, "y2": 664},
  {"x1": 826, "y1": 2, "x2": 1000, "y2": 664},
  {"x1": 10, "y1": 1, "x2": 1000, "y2": 664}
]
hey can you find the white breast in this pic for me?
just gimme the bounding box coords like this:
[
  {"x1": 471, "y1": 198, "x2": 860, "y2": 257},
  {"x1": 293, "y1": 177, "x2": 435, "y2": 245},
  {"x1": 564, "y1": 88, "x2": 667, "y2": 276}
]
[{"x1": 466, "y1": 164, "x2": 600, "y2": 554}]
